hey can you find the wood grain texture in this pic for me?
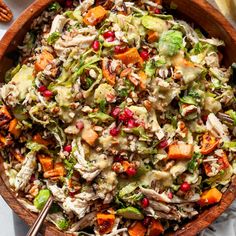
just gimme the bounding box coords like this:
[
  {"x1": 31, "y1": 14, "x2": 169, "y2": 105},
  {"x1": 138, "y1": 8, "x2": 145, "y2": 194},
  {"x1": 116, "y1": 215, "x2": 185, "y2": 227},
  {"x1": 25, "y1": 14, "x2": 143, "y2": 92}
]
[{"x1": 0, "y1": 0, "x2": 236, "y2": 235}]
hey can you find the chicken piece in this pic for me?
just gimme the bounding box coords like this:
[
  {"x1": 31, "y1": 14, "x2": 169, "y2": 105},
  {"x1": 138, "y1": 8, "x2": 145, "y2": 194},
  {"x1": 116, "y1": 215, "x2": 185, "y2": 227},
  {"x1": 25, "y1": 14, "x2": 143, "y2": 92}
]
[
  {"x1": 206, "y1": 113, "x2": 230, "y2": 142},
  {"x1": 49, "y1": 15, "x2": 68, "y2": 34},
  {"x1": 15, "y1": 153, "x2": 36, "y2": 191},
  {"x1": 46, "y1": 181, "x2": 67, "y2": 201},
  {"x1": 63, "y1": 191, "x2": 97, "y2": 219},
  {"x1": 73, "y1": 138, "x2": 102, "y2": 181},
  {"x1": 69, "y1": 211, "x2": 97, "y2": 232},
  {"x1": 140, "y1": 187, "x2": 200, "y2": 203},
  {"x1": 95, "y1": 170, "x2": 118, "y2": 204}
]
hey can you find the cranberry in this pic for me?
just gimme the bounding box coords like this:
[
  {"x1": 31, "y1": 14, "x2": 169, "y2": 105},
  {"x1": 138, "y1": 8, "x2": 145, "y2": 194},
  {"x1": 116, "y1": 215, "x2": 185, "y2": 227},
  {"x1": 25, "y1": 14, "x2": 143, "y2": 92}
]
[
  {"x1": 141, "y1": 197, "x2": 149, "y2": 208},
  {"x1": 92, "y1": 40, "x2": 100, "y2": 51},
  {"x1": 124, "y1": 108, "x2": 133, "y2": 119},
  {"x1": 110, "y1": 127, "x2": 120, "y2": 136},
  {"x1": 142, "y1": 217, "x2": 151, "y2": 227},
  {"x1": 180, "y1": 182, "x2": 191, "y2": 192},
  {"x1": 154, "y1": 8, "x2": 161, "y2": 14},
  {"x1": 111, "y1": 107, "x2": 121, "y2": 118},
  {"x1": 202, "y1": 115, "x2": 208, "y2": 122},
  {"x1": 158, "y1": 139, "x2": 168, "y2": 149},
  {"x1": 168, "y1": 192, "x2": 173, "y2": 199},
  {"x1": 114, "y1": 45, "x2": 127, "y2": 54},
  {"x1": 103, "y1": 31, "x2": 115, "y2": 39},
  {"x1": 114, "y1": 156, "x2": 124, "y2": 162},
  {"x1": 126, "y1": 167, "x2": 137, "y2": 176},
  {"x1": 140, "y1": 50, "x2": 149, "y2": 61},
  {"x1": 38, "y1": 85, "x2": 47, "y2": 92},
  {"x1": 43, "y1": 90, "x2": 53, "y2": 98},
  {"x1": 76, "y1": 121, "x2": 84, "y2": 131},
  {"x1": 68, "y1": 191, "x2": 76, "y2": 197},
  {"x1": 65, "y1": 0, "x2": 73, "y2": 7},
  {"x1": 64, "y1": 145, "x2": 72, "y2": 153},
  {"x1": 30, "y1": 174, "x2": 36, "y2": 183}
]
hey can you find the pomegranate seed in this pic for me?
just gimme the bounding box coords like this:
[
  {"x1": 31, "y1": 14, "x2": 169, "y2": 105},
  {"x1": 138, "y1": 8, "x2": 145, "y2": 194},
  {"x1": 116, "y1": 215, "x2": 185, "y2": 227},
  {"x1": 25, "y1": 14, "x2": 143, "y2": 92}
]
[
  {"x1": 111, "y1": 107, "x2": 121, "y2": 118},
  {"x1": 110, "y1": 127, "x2": 120, "y2": 136},
  {"x1": 114, "y1": 45, "x2": 127, "y2": 54},
  {"x1": 140, "y1": 50, "x2": 149, "y2": 61},
  {"x1": 126, "y1": 167, "x2": 137, "y2": 176},
  {"x1": 103, "y1": 31, "x2": 115, "y2": 39},
  {"x1": 64, "y1": 145, "x2": 72, "y2": 153},
  {"x1": 168, "y1": 192, "x2": 173, "y2": 199},
  {"x1": 114, "y1": 156, "x2": 124, "y2": 162},
  {"x1": 142, "y1": 217, "x2": 151, "y2": 227},
  {"x1": 154, "y1": 8, "x2": 161, "y2": 14},
  {"x1": 127, "y1": 119, "x2": 139, "y2": 128},
  {"x1": 76, "y1": 121, "x2": 84, "y2": 131},
  {"x1": 30, "y1": 174, "x2": 36, "y2": 183},
  {"x1": 106, "y1": 37, "x2": 115, "y2": 42},
  {"x1": 118, "y1": 113, "x2": 127, "y2": 122},
  {"x1": 202, "y1": 115, "x2": 208, "y2": 122},
  {"x1": 92, "y1": 40, "x2": 100, "y2": 51},
  {"x1": 141, "y1": 197, "x2": 149, "y2": 208},
  {"x1": 68, "y1": 191, "x2": 76, "y2": 197},
  {"x1": 158, "y1": 139, "x2": 168, "y2": 149},
  {"x1": 65, "y1": 0, "x2": 73, "y2": 7},
  {"x1": 43, "y1": 90, "x2": 53, "y2": 98},
  {"x1": 180, "y1": 182, "x2": 191, "y2": 192},
  {"x1": 38, "y1": 85, "x2": 47, "y2": 92},
  {"x1": 124, "y1": 108, "x2": 133, "y2": 119}
]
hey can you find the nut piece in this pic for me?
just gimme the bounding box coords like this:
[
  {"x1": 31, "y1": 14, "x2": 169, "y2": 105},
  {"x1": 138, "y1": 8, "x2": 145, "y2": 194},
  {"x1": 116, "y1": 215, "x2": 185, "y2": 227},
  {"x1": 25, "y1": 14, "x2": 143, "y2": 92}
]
[{"x1": 0, "y1": 0, "x2": 13, "y2": 22}]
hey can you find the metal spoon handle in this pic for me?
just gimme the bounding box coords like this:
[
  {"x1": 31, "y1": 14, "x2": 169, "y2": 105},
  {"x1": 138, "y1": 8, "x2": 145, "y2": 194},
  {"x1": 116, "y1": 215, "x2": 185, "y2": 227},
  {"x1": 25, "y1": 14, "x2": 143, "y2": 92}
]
[{"x1": 26, "y1": 196, "x2": 53, "y2": 236}]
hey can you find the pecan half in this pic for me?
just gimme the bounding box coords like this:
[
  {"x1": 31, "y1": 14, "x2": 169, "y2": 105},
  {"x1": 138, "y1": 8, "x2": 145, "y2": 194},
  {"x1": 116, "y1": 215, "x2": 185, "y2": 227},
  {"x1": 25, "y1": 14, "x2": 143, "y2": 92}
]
[{"x1": 0, "y1": 0, "x2": 13, "y2": 22}]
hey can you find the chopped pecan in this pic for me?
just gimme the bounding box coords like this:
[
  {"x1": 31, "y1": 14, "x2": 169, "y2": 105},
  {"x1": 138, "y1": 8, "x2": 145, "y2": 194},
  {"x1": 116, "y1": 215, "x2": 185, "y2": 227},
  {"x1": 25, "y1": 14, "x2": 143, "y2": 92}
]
[{"x1": 0, "y1": 0, "x2": 13, "y2": 22}]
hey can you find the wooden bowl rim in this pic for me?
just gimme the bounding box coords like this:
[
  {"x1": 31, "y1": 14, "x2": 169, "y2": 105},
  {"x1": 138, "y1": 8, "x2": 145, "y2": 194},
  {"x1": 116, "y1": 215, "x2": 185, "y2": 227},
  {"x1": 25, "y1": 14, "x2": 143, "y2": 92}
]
[{"x1": 0, "y1": 1, "x2": 236, "y2": 235}]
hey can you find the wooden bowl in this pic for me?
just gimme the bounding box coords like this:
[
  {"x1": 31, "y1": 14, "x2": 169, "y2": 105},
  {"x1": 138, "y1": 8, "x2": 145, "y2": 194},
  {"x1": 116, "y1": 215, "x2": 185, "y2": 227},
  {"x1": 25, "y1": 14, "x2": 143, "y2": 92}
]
[{"x1": 0, "y1": 0, "x2": 236, "y2": 235}]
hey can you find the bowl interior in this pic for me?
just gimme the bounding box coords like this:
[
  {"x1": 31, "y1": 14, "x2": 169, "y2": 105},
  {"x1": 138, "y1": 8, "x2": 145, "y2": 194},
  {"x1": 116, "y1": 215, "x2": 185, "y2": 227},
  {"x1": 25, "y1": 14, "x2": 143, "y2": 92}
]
[{"x1": 0, "y1": 0, "x2": 236, "y2": 235}]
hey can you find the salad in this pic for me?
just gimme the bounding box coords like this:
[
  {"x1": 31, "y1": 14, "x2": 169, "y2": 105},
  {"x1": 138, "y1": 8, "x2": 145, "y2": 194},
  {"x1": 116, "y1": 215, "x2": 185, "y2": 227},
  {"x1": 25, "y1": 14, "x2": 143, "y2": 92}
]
[{"x1": 0, "y1": 0, "x2": 236, "y2": 235}]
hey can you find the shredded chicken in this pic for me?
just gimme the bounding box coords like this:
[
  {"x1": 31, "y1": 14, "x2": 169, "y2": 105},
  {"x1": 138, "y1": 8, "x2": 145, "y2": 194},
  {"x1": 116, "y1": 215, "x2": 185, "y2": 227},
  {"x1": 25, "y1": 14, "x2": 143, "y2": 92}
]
[
  {"x1": 206, "y1": 113, "x2": 230, "y2": 142},
  {"x1": 15, "y1": 153, "x2": 36, "y2": 191},
  {"x1": 49, "y1": 15, "x2": 68, "y2": 34},
  {"x1": 140, "y1": 187, "x2": 200, "y2": 203}
]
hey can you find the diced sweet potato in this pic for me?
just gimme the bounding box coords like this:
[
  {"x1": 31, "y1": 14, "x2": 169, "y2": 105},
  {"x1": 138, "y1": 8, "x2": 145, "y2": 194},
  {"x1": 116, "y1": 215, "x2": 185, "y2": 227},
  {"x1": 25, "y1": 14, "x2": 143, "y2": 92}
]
[
  {"x1": 115, "y1": 48, "x2": 143, "y2": 67},
  {"x1": 168, "y1": 143, "x2": 193, "y2": 159},
  {"x1": 203, "y1": 150, "x2": 230, "y2": 176},
  {"x1": 128, "y1": 221, "x2": 146, "y2": 236},
  {"x1": 0, "y1": 106, "x2": 12, "y2": 127},
  {"x1": 81, "y1": 128, "x2": 98, "y2": 146},
  {"x1": 33, "y1": 133, "x2": 52, "y2": 147},
  {"x1": 198, "y1": 188, "x2": 222, "y2": 207},
  {"x1": 38, "y1": 155, "x2": 54, "y2": 172},
  {"x1": 138, "y1": 71, "x2": 148, "y2": 90},
  {"x1": 217, "y1": 151, "x2": 230, "y2": 170},
  {"x1": 201, "y1": 132, "x2": 219, "y2": 155},
  {"x1": 83, "y1": 6, "x2": 107, "y2": 26},
  {"x1": 34, "y1": 50, "x2": 54, "y2": 72},
  {"x1": 148, "y1": 219, "x2": 164, "y2": 236},
  {"x1": 0, "y1": 133, "x2": 13, "y2": 148},
  {"x1": 8, "y1": 119, "x2": 21, "y2": 138},
  {"x1": 147, "y1": 30, "x2": 159, "y2": 43},
  {"x1": 97, "y1": 213, "x2": 115, "y2": 234},
  {"x1": 11, "y1": 150, "x2": 25, "y2": 163},
  {"x1": 102, "y1": 59, "x2": 116, "y2": 86},
  {"x1": 44, "y1": 162, "x2": 65, "y2": 178}
]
